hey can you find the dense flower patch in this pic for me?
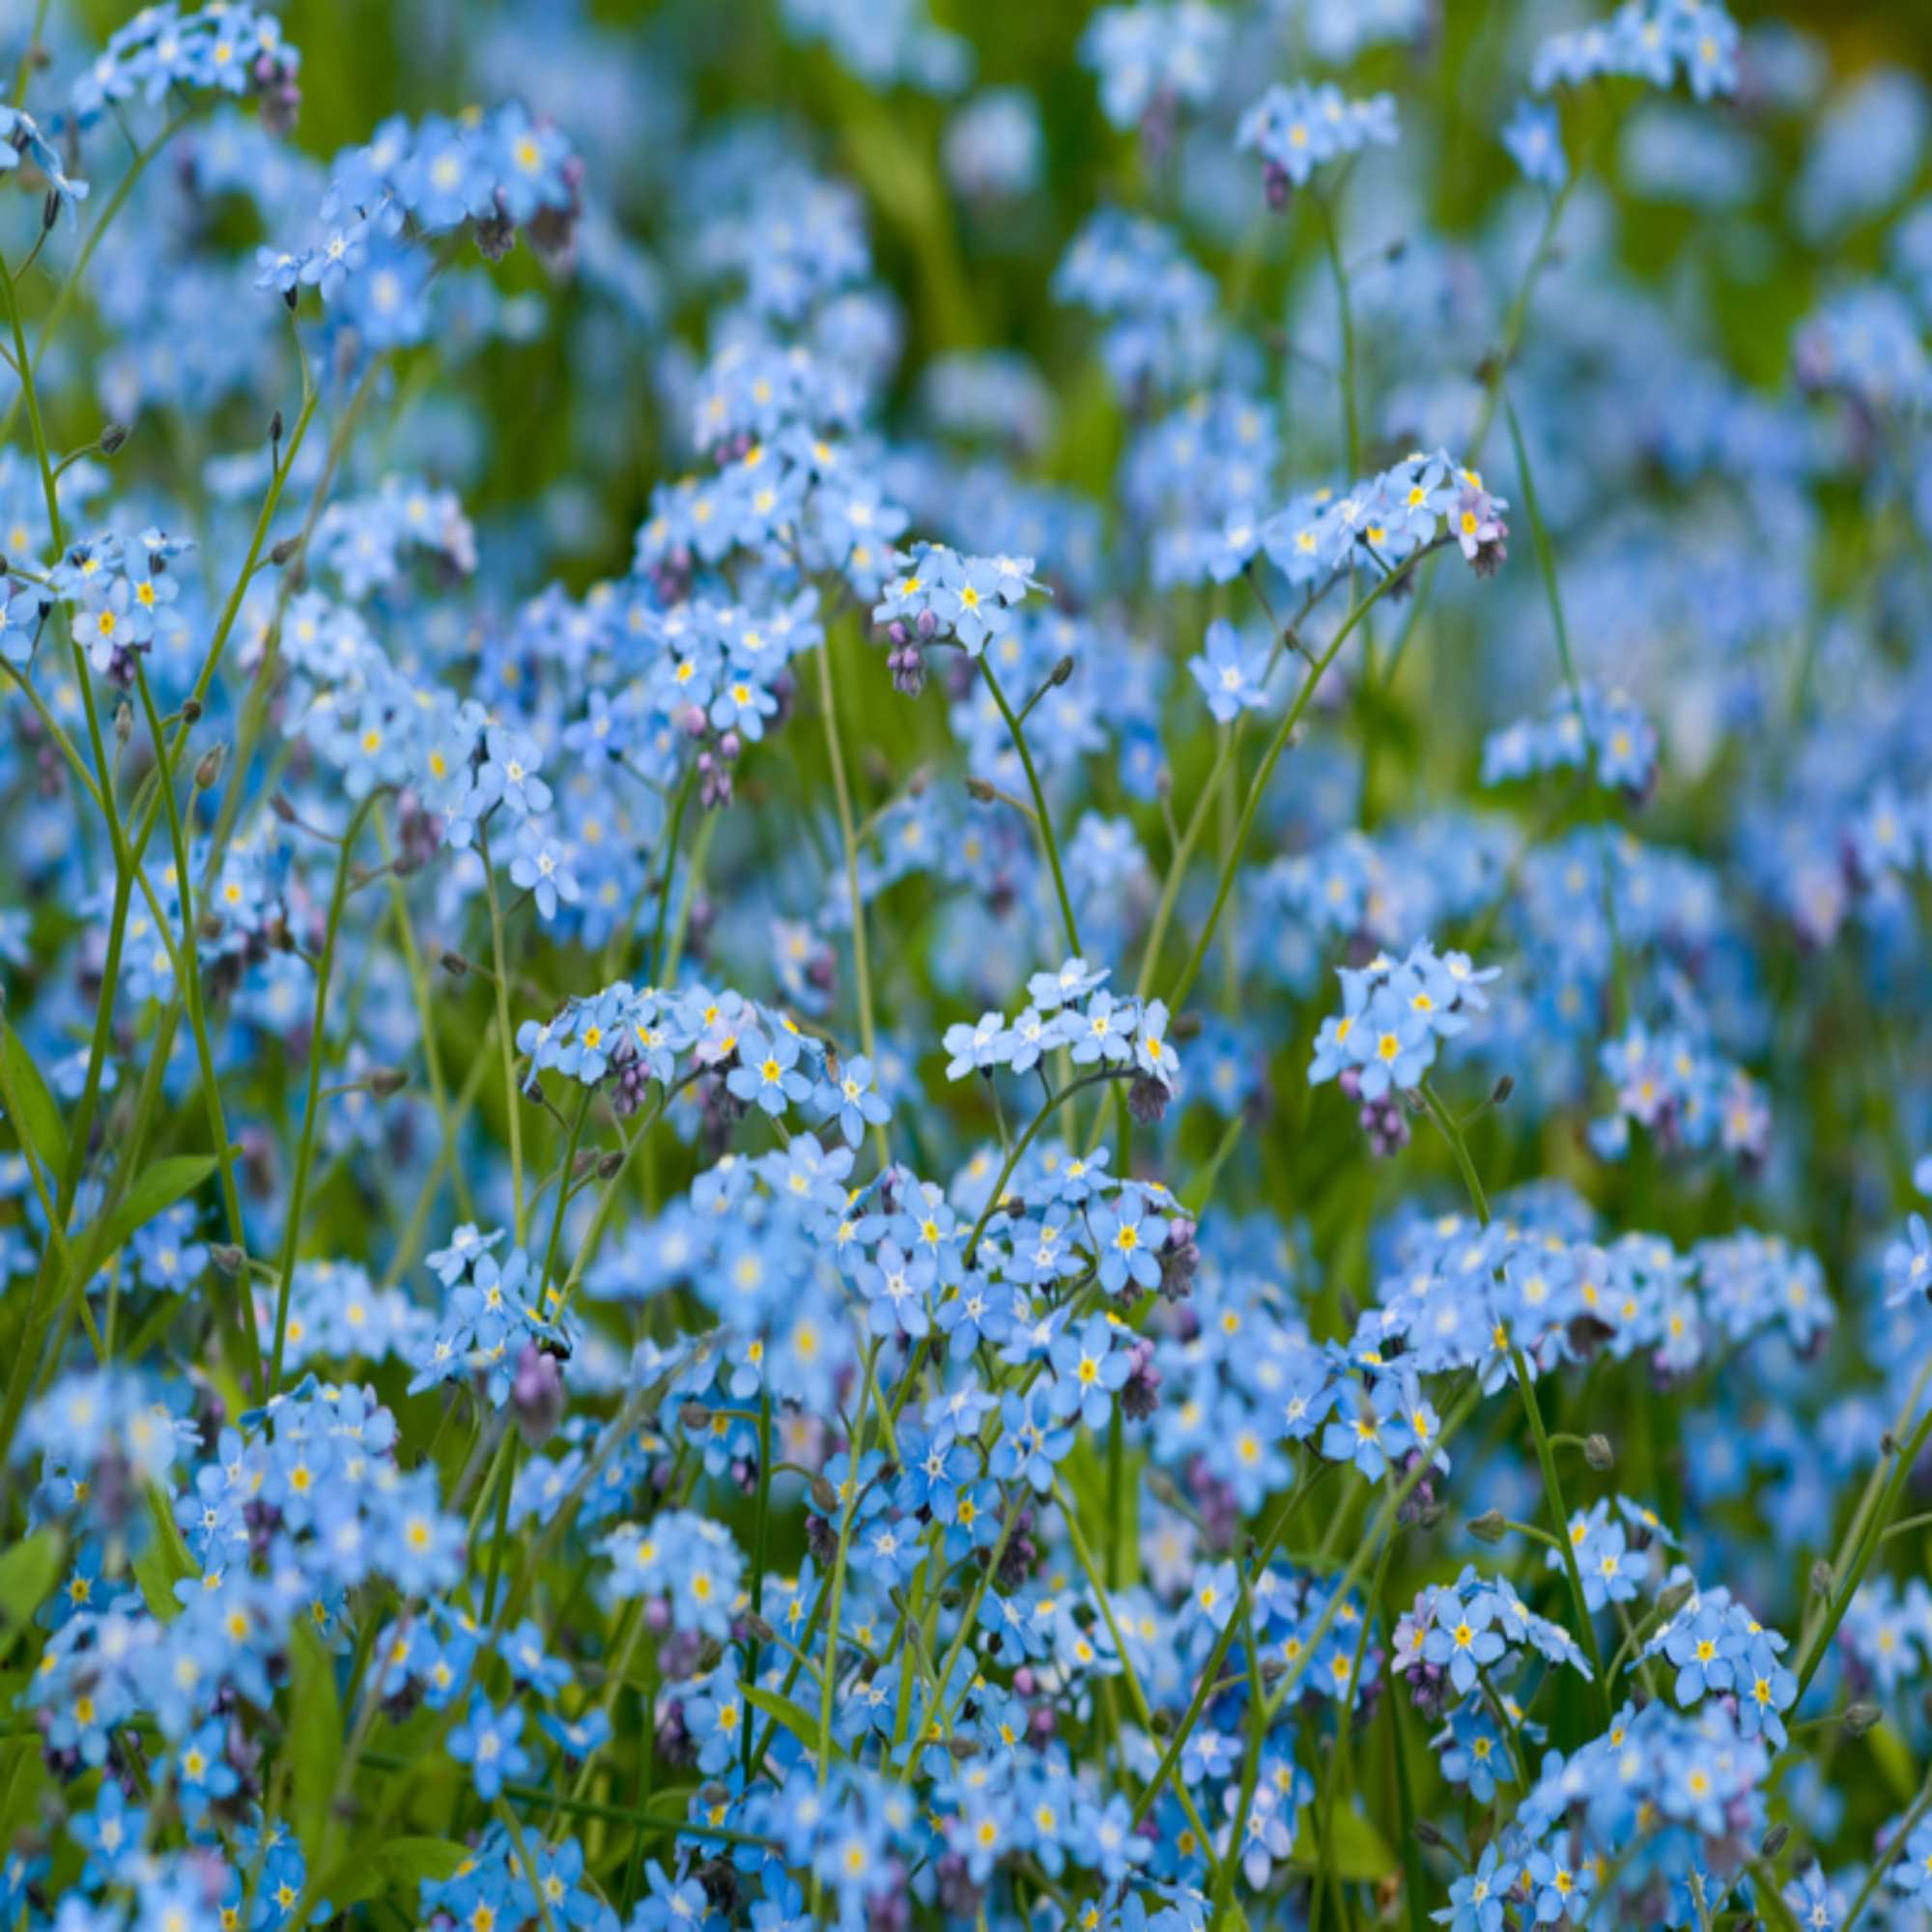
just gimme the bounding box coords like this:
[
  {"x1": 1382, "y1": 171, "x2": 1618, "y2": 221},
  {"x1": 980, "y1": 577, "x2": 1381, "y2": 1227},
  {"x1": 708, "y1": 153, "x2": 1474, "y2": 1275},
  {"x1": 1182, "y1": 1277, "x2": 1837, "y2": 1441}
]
[{"x1": 1, "y1": 2, "x2": 1931, "y2": 1930}]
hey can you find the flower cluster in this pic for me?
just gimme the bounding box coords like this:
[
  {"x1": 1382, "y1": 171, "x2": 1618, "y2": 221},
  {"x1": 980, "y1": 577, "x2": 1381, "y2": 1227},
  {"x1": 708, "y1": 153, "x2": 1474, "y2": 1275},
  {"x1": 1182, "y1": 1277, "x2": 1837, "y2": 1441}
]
[
  {"x1": 1482, "y1": 686, "x2": 1659, "y2": 797},
  {"x1": 1236, "y1": 81, "x2": 1399, "y2": 203},
  {"x1": 1310, "y1": 940, "x2": 1497, "y2": 1109}
]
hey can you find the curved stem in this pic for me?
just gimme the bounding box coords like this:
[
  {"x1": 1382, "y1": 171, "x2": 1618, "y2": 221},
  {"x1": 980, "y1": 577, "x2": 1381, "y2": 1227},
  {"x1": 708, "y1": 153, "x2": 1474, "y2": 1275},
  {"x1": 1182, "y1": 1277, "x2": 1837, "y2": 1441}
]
[
  {"x1": 959, "y1": 1068, "x2": 1134, "y2": 1264},
  {"x1": 477, "y1": 817, "x2": 526, "y2": 1246},
  {"x1": 133, "y1": 662, "x2": 263, "y2": 1396},
  {"x1": 980, "y1": 656, "x2": 1078, "y2": 956},
  {"x1": 268, "y1": 789, "x2": 383, "y2": 1389},
  {"x1": 1055, "y1": 1479, "x2": 1223, "y2": 1891},
  {"x1": 815, "y1": 629, "x2": 888, "y2": 1169},
  {"x1": 1168, "y1": 546, "x2": 1441, "y2": 1013}
]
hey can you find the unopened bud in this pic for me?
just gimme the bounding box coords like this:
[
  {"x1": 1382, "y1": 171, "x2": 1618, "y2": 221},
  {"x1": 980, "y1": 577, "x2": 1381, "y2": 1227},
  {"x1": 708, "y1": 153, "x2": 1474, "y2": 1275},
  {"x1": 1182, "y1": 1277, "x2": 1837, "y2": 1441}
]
[
  {"x1": 270, "y1": 792, "x2": 297, "y2": 823},
  {"x1": 210, "y1": 1243, "x2": 245, "y2": 1275},
  {"x1": 1760, "y1": 1824, "x2": 1790, "y2": 1860},
  {"x1": 597, "y1": 1151, "x2": 624, "y2": 1180},
  {"x1": 964, "y1": 777, "x2": 995, "y2": 803},
  {"x1": 270, "y1": 410, "x2": 284, "y2": 444},
  {"x1": 1491, "y1": 1073, "x2": 1515, "y2": 1105},
  {"x1": 1843, "y1": 1701, "x2": 1881, "y2": 1738},
  {"x1": 439, "y1": 950, "x2": 468, "y2": 978},
  {"x1": 740, "y1": 1612, "x2": 777, "y2": 1644},
  {"x1": 680, "y1": 1408, "x2": 713, "y2": 1440},
  {"x1": 368, "y1": 1067, "x2": 408, "y2": 1098},
  {"x1": 810, "y1": 1475, "x2": 838, "y2": 1514},
  {"x1": 1413, "y1": 1818, "x2": 1448, "y2": 1850},
  {"x1": 99, "y1": 424, "x2": 130, "y2": 457},
  {"x1": 947, "y1": 1736, "x2": 980, "y2": 1760},
  {"x1": 270, "y1": 536, "x2": 301, "y2": 567},
  {"x1": 43, "y1": 190, "x2": 58, "y2": 232},
  {"x1": 1583, "y1": 1434, "x2": 1614, "y2": 1471},
  {"x1": 198, "y1": 913, "x2": 223, "y2": 942},
  {"x1": 1467, "y1": 1509, "x2": 1507, "y2": 1544},
  {"x1": 181, "y1": 697, "x2": 202, "y2": 724},
  {"x1": 1810, "y1": 1560, "x2": 1833, "y2": 1600},
  {"x1": 571, "y1": 1149, "x2": 598, "y2": 1180},
  {"x1": 193, "y1": 744, "x2": 226, "y2": 791},
  {"x1": 1049, "y1": 654, "x2": 1075, "y2": 687},
  {"x1": 114, "y1": 701, "x2": 131, "y2": 745}
]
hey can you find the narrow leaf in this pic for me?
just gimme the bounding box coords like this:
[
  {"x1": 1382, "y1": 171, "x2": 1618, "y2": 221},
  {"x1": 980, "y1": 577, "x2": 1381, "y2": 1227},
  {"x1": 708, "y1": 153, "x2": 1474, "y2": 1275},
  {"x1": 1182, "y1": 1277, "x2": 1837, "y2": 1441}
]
[
  {"x1": 0, "y1": 1528, "x2": 65, "y2": 1632},
  {"x1": 290, "y1": 1623, "x2": 345, "y2": 1859},
  {"x1": 744, "y1": 1685, "x2": 843, "y2": 1764},
  {"x1": 130, "y1": 1483, "x2": 198, "y2": 1622},
  {"x1": 75, "y1": 1153, "x2": 223, "y2": 1281},
  {"x1": 0, "y1": 1018, "x2": 67, "y2": 1176}
]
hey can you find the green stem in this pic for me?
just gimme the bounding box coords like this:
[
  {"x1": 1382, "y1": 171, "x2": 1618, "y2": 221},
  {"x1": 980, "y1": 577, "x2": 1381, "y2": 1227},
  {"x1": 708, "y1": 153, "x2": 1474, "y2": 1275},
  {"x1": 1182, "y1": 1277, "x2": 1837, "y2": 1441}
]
[
  {"x1": 818, "y1": 1340, "x2": 878, "y2": 1787},
  {"x1": 815, "y1": 629, "x2": 888, "y2": 1169},
  {"x1": 133, "y1": 662, "x2": 263, "y2": 1396},
  {"x1": 980, "y1": 656, "x2": 1079, "y2": 955},
  {"x1": 1054, "y1": 1480, "x2": 1223, "y2": 1889},
  {"x1": 477, "y1": 817, "x2": 526, "y2": 1245},
  {"x1": 1315, "y1": 190, "x2": 1361, "y2": 476},
  {"x1": 269, "y1": 790, "x2": 383, "y2": 1389},
  {"x1": 1167, "y1": 547, "x2": 1442, "y2": 1014},
  {"x1": 648, "y1": 762, "x2": 696, "y2": 985}
]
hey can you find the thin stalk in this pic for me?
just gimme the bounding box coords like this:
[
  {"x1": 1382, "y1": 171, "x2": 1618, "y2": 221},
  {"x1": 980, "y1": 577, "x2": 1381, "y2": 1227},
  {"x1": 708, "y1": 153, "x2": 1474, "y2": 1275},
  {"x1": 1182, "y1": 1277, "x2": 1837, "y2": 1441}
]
[
  {"x1": 269, "y1": 790, "x2": 383, "y2": 1389},
  {"x1": 1054, "y1": 1481, "x2": 1223, "y2": 1889},
  {"x1": 478, "y1": 817, "x2": 526, "y2": 1244},
  {"x1": 1167, "y1": 546, "x2": 1442, "y2": 1015},
  {"x1": 814, "y1": 630, "x2": 888, "y2": 1168},
  {"x1": 133, "y1": 662, "x2": 263, "y2": 1396}
]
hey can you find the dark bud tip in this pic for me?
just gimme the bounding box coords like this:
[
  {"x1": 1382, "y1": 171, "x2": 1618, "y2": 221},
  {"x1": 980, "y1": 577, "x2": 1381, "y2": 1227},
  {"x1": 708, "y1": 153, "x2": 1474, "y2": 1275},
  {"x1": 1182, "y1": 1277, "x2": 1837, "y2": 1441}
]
[
  {"x1": 438, "y1": 950, "x2": 468, "y2": 977},
  {"x1": 193, "y1": 745, "x2": 226, "y2": 791},
  {"x1": 1468, "y1": 1509, "x2": 1507, "y2": 1544},
  {"x1": 368, "y1": 1067, "x2": 408, "y2": 1098},
  {"x1": 1843, "y1": 1701, "x2": 1881, "y2": 1738},
  {"x1": 269, "y1": 537, "x2": 301, "y2": 567},
  {"x1": 210, "y1": 1243, "x2": 246, "y2": 1275},
  {"x1": 99, "y1": 424, "x2": 130, "y2": 457},
  {"x1": 1583, "y1": 1434, "x2": 1614, "y2": 1470},
  {"x1": 1050, "y1": 654, "x2": 1075, "y2": 687}
]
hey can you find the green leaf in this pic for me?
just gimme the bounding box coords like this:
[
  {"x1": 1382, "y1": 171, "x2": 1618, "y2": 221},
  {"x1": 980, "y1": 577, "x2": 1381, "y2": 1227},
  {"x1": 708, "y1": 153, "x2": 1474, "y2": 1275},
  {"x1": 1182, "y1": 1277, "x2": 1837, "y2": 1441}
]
[
  {"x1": 1214, "y1": 1910, "x2": 1250, "y2": 1932},
  {"x1": 130, "y1": 1482, "x2": 199, "y2": 1622},
  {"x1": 0, "y1": 1528, "x2": 64, "y2": 1632},
  {"x1": 75, "y1": 1153, "x2": 223, "y2": 1279},
  {"x1": 289, "y1": 1623, "x2": 345, "y2": 1860},
  {"x1": 329, "y1": 1835, "x2": 472, "y2": 1908},
  {"x1": 744, "y1": 1685, "x2": 844, "y2": 1764},
  {"x1": 377, "y1": 1837, "x2": 471, "y2": 1886},
  {"x1": 0, "y1": 1738, "x2": 46, "y2": 1840},
  {"x1": 1294, "y1": 1804, "x2": 1397, "y2": 1882},
  {"x1": 0, "y1": 1017, "x2": 67, "y2": 1176},
  {"x1": 1867, "y1": 1719, "x2": 1918, "y2": 1805}
]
